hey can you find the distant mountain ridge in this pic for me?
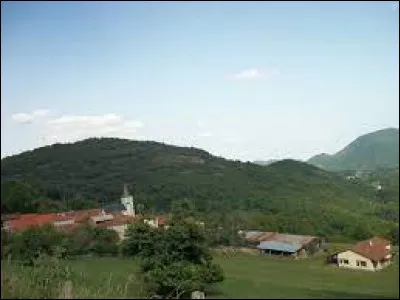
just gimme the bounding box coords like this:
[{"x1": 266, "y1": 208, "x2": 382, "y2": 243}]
[
  {"x1": 308, "y1": 128, "x2": 399, "y2": 171},
  {"x1": 253, "y1": 159, "x2": 278, "y2": 166},
  {"x1": 1, "y1": 136, "x2": 398, "y2": 241}
]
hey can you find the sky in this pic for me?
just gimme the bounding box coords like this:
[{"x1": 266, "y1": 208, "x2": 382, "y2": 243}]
[{"x1": 1, "y1": 1, "x2": 399, "y2": 162}]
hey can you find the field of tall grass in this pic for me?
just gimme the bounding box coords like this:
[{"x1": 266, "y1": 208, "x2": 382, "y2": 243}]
[{"x1": 2, "y1": 252, "x2": 398, "y2": 299}]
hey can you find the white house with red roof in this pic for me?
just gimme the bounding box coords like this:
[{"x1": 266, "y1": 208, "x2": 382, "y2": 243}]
[{"x1": 336, "y1": 236, "x2": 392, "y2": 271}]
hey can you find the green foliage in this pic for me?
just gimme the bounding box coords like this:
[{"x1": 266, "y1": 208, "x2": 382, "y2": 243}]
[
  {"x1": 121, "y1": 222, "x2": 158, "y2": 258},
  {"x1": 0, "y1": 179, "x2": 99, "y2": 214},
  {"x1": 67, "y1": 224, "x2": 119, "y2": 257},
  {"x1": 1, "y1": 251, "x2": 72, "y2": 299},
  {"x1": 171, "y1": 198, "x2": 196, "y2": 221},
  {"x1": 2, "y1": 255, "x2": 398, "y2": 299},
  {"x1": 3, "y1": 225, "x2": 69, "y2": 264},
  {"x1": 1, "y1": 180, "x2": 43, "y2": 213},
  {"x1": 1, "y1": 137, "x2": 398, "y2": 243},
  {"x1": 123, "y1": 221, "x2": 224, "y2": 298},
  {"x1": 3, "y1": 224, "x2": 119, "y2": 263},
  {"x1": 308, "y1": 128, "x2": 399, "y2": 171}
]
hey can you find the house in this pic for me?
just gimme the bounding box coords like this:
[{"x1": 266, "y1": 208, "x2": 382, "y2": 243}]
[
  {"x1": 95, "y1": 213, "x2": 138, "y2": 240},
  {"x1": 90, "y1": 212, "x2": 114, "y2": 224},
  {"x1": 335, "y1": 236, "x2": 392, "y2": 271},
  {"x1": 243, "y1": 231, "x2": 322, "y2": 257},
  {"x1": 144, "y1": 215, "x2": 169, "y2": 228},
  {"x1": 2, "y1": 213, "x2": 58, "y2": 232}
]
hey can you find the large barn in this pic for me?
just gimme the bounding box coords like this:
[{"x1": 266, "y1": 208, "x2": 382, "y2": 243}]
[{"x1": 243, "y1": 231, "x2": 322, "y2": 258}]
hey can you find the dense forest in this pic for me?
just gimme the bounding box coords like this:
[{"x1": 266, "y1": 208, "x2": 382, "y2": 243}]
[
  {"x1": 1, "y1": 137, "x2": 399, "y2": 243},
  {"x1": 308, "y1": 128, "x2": 399, "y2": 171}
]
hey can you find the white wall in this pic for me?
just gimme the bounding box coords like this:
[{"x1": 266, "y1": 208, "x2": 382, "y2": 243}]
[
  {"x1": 337, "y1": 250, "x2": 375, "y2": 271},
  {"x1": 109, "y1": 224, "x2": 128, "y2": 240}
]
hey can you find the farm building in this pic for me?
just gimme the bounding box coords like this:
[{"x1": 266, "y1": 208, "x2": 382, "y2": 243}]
[
  {"x1": 257, "y1": 241, "x2": 302, "y2": 256},
  {"x1": 333, "y1": 236, "x2": 392, "y2": 271},
  {"x1": 243, "y1": 231, "x2": 322, "y2": 257}
]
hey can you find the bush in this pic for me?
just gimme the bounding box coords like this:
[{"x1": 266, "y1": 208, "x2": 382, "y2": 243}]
[
  {"x1": 1, "y1": 249, "x2": 71, "y2": 299},
  {"x1": 67, "y1": 224, "x2": 119, "y2": 257},
  {"x1": 3, "y1": 225, "x2": 69, "y2": 265},
  {"x1": 123, "y1": 220, "x2": 224, "y2": 299},
  {"x1": 3, "y1": 224, "x2": 120, "y2": 263}
]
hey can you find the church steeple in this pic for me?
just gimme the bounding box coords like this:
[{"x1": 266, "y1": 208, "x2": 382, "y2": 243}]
[
  {"x1": 121, "y1": 184, "x2": 135, "y2": 216},
  {"x1": 123, "y1": 184, "x2": 130, "y2": 197}
]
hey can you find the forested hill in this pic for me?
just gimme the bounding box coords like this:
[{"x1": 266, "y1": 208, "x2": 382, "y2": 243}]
[
  {"x1": 1, "y1": 138, "x2": 398, "y2": 242},
  {"x1": 308, "y1": 128, "x2": 399, "y2": 171}
]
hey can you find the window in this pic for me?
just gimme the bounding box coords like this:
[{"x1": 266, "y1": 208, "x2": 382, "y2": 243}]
[
  {"x1": 356, "y1": 260, "x2": 367, "y2": 267},
  {"x1": 343, "y1": 259, "x2": 349, "y2": 264}
]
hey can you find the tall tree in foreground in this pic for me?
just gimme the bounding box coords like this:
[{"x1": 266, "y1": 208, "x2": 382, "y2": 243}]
[{"x1": 122, "y1": 219, "x2": 224, "y2": 298}]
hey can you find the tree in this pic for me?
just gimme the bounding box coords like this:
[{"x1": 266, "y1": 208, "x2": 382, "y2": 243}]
[
  {"x1": 123, "y1": 220, "x2": 224, "y2": 298},
  {"x1": 121, "y1": 222, "x2": 158, "y2": 258},
  {"x1": 4, "y1": 225, "x2": 69, "y2": 265},
  {"x1": 171, "y1": 198, "x2": 196, "y2": 221},
  {"x1": 1, "y1": 180, "x2": 41, "y2": 213},
  {"x1": 68, "y1": 224, "x2": 119, "y2": 256}
]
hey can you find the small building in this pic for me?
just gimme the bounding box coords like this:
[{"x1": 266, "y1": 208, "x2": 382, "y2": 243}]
[
  {"x1": 257, "y1": 241, "x2": 302, "y2": 257},
  {"x1": 144, "y1": 215, "x2": 169, "y2": 228},
  {"x1": 243, "y1": 231, "x2": 322, "y2": 257},
  {"x1": 95, "y1": 213, "x2": 138, "y2": 240},
  {"x1": 336, "y1": 236, "x2": 392, "y2": 271}
]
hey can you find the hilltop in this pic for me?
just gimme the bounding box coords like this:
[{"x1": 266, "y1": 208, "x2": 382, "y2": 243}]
[
  {"x1": 308, "y1": 128, "x2": 399, "y2": 171},
  {"x1": 253, "y1": 159, "x2": 278, "y2": 166},
  {"x1": 1, "y1": 137, "x2": 398, "y2": 241}
]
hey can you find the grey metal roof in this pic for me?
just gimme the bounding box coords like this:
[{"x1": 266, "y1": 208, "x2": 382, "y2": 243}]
[{"x1": 257, "y1": 241, "x2": 301, "y2": 253}]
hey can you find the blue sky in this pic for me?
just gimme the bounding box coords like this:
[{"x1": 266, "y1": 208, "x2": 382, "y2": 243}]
[{"x1": 1, "y1": 1, "x2": 399, "y2": 161}]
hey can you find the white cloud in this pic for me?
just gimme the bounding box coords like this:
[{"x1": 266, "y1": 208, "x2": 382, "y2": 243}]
[
  {"x1": 392, "y1": 2, "x2": 399, "y2": 10},
  {"x1": 41, "y1": 113, "x2": 144, "y2": 145},
  {"x1": 231, "y1": 68, "x2": 279, "y2": 80},
  {"x1": 198, "y1": 132, "x2": 213, "y2": 137},
  {"x1": 11, "y1": 109, "x2": 50, "y2": 124},
  {"x1": 32, "y1": 109, "x2": 50, "y2": 118},
  {"x1": 224, "y1": 137, "x2": 240, "y2": 143},
  {"x1": 197, "y1": 120, "x2": 206, "y2": 128},
  {"x1": 11, "y1": 113, "x2": 34, "y2": 124}
]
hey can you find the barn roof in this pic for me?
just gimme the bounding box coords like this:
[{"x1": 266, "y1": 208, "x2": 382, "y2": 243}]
[
  {"x1": 257, "y1": 241, "x2": 301, "y2": 253},
  {"x1": 350, "y1": 236, "x2": 391, "y2": 262},
  {"x1": 268, "y1": 233, "x2": 317, "y2": 246},
  {"x1": 246, "y1": 231, "x2": 318, "y2": 246}
]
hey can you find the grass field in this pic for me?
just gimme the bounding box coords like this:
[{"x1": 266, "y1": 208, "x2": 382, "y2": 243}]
[{"x1": 2, "y1": 253, "x2": 398, "y2": 299}]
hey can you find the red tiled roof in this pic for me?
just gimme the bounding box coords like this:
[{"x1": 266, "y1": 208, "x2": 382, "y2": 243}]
[
  {"x1": 95, "y1": 213, "x2": 138, "y2": 228},
  {"x1": 156, "y1": 215, "x2": 168, "y2": 226},
  {"x1": 254, "y1": 232, "x2": 275, "y2": 242},
  {"x1": 3, "y1": 209, "x2": 145, "y2": 233},
  {"x1": 73, "y1": 209, "x2": 102, "y2": 223},
  {"x1": 5, "y1": 213, "x2": 59, "y2": 231},
  {"x1": 1, "y1": 213, "x2": 21, "y2": 222},
  {"x1": 4, "y1": 209, "x2": 102, "y2": 232},
  {"x1": 351, "y1": 236, "x2": 391, "y2": 262},
  {"x1": 246, "y1": 232, "x2": 265, "y2": 243}
]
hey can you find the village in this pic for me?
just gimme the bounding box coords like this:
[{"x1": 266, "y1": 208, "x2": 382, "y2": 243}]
[{"x1": 1, "y1": 185, "x2": 394, "y2": 273}]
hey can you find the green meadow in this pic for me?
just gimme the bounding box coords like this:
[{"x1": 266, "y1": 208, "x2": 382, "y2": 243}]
[{"x1": 2, "y1": 253, "x2": 398, "y2": 299}]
